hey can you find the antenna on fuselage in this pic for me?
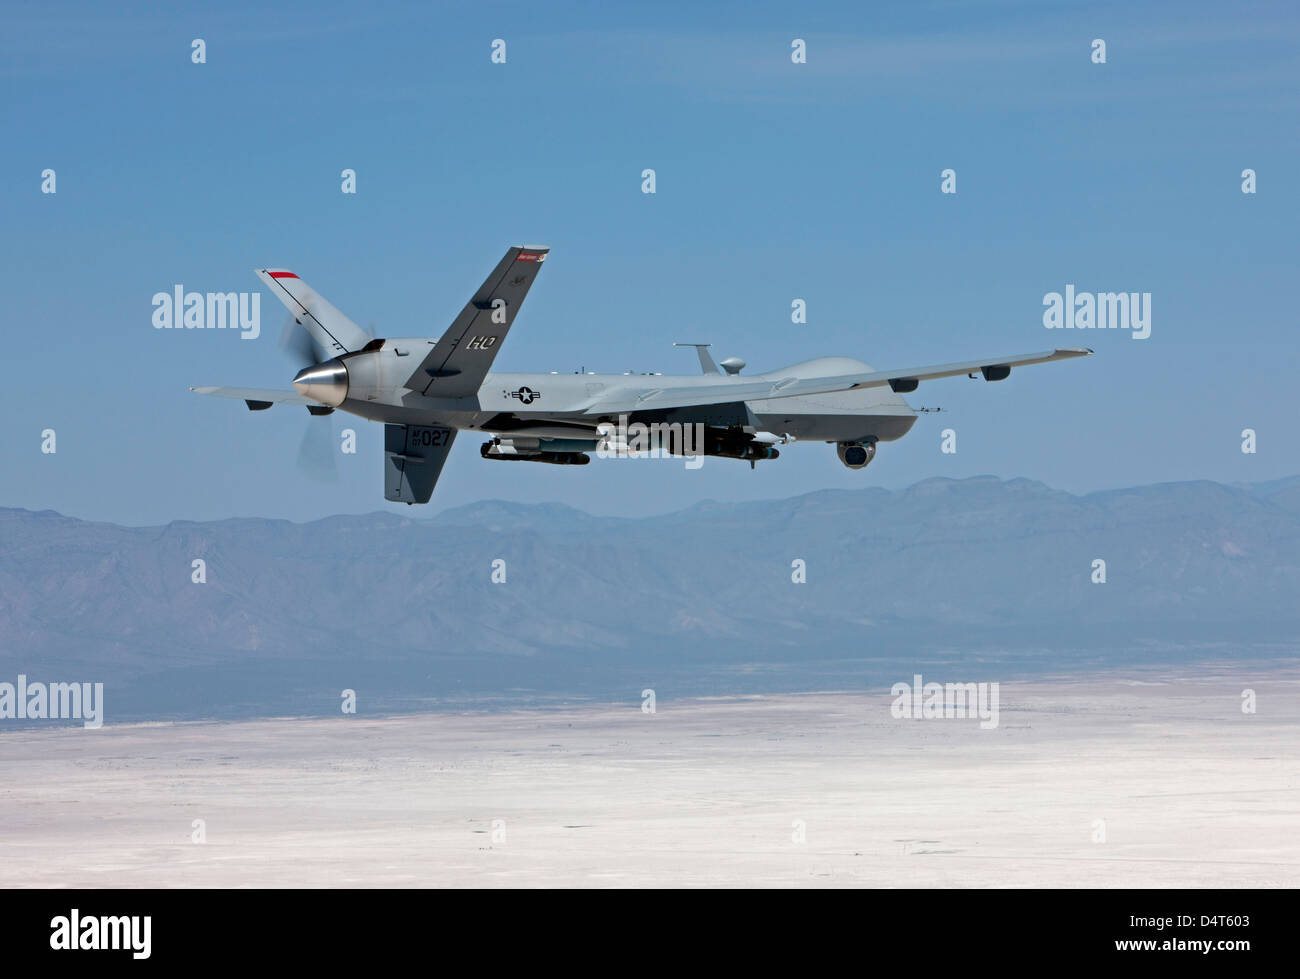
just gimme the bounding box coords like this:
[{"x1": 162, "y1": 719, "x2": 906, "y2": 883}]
[{"x1": 673, "y1": 343, "x2": 720, "y2": 375}]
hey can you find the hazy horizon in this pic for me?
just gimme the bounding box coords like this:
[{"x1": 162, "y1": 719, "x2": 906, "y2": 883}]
[{"x1": 8, "y1": 470, "x2": 1300, "y2": 528}]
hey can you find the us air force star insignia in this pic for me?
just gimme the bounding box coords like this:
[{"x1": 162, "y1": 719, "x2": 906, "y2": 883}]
[{"x1": 506, "y1": 386, "x2": 541, "y2": 405}]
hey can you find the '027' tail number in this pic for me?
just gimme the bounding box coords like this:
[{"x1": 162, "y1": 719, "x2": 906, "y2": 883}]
[{"x1": 410, "y1": 428, "x2": 451, "y2": 448}]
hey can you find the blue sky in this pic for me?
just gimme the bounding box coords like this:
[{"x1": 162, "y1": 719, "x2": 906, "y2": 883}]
[{"x1": 3, "y1": 0, "x2": 1297, "y2": 524}]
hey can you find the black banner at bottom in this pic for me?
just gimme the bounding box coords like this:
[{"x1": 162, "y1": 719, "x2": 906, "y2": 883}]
[{"x1": 0, "y1": 887, "x2": 1282, "y2": 967}]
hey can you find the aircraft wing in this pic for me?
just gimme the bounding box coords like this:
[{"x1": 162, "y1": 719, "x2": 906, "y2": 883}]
[
  {"x1": 580, "y1": 347, "x2": 1093, "y2": 414},
  {"x1": 405, "y1": 245, "x2": 550, "y2": 398},
  {"x1": 190, "y1": 386, "x2": 315, "y2": 408}
]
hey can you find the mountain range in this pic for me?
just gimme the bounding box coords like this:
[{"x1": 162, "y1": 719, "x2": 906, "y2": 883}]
[{"x1": 2, "y1": 475, "x2": 1298, "y2": 721}]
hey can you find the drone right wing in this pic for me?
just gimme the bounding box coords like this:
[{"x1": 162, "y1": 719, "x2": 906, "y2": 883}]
[{"x1": 580, "y1": 348, "x2": 1094, "y2": 415}]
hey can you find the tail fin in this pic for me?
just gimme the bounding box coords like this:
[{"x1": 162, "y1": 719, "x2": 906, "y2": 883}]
[
  {"x1": 406, "y1": 245, "x2": 550, "y2": 397},
  {"x1": 255, "y1": 269, "x2": 373, "y2": 357}
]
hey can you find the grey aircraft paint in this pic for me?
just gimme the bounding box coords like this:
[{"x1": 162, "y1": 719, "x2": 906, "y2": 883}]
[{"x1": 193, "y1": 246, "x2": 1090, "y2": 503}]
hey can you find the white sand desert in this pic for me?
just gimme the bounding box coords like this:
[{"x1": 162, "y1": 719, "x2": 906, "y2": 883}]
[{"x1": 1, "y1": 666, "x2": 1296, "y2": 887}]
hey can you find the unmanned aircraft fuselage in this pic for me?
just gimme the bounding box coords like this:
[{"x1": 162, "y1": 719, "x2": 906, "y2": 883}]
[
  {"x1": 193, "y1": 245, "x2": 1090, "y2": 502},
  {"x1": 329, "y1": 357, "x2": 917, "y2": 440}
]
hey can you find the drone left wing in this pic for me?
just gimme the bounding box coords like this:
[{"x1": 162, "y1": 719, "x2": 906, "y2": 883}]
[
  {"x1": 581, "y1": 347, "x2": 1093, "y2": 414},
  {"x1": 190, "y1": 386, "x2": 314, "y2": 409}
]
